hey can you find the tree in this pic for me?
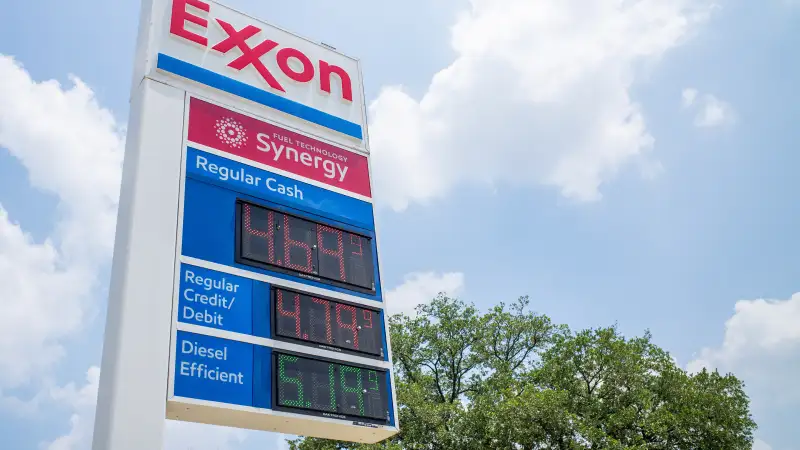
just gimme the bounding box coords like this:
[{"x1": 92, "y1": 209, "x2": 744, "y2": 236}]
[{"x1": 288, "y1": 295, "x2": 756, "y2": 450}]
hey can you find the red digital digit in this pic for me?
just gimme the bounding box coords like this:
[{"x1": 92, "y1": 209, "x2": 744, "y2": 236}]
[
  {"x1": 336, "y1": 304, "x2": 359, "y2": 350},
  {"x1": 318, "y1": 225, "x2": 345, "y2": 281},
  {"x1": 244, "y1": 204, "x2": 275, "y2": 263},
  {"x1": 350, "y1": 234, "x2": 363, "y2": 257},
  {"x1": 362, "y1": 309, "x2": 373, "y2": 329},
  {"x1": 311, "y1": 297, "x2": 333, "y2": 344},
  {"x1": 277, "y1": 290, "x2": 301, "y2": 338},
  {"x1": 283, "y1": 215, "x2": 313, "y2": 273}
]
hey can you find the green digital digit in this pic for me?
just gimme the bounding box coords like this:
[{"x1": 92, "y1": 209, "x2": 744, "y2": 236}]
[
  {"x1": 278, "y1": 355, "x2": 304, "y2": 407},
  {"x1": 328, "y1": 363, "x2": 337, "y2": 411},
  {"x1": 368, "y1": 370, "x2": 380, "y2": 392},
  {"x1": 340, "y1": 365, "x2": 364, "y2": 416}
]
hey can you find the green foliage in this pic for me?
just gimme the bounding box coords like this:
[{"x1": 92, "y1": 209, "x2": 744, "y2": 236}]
[{"x1": 288, "y1": 294, "x2": 756, "y2": 450}]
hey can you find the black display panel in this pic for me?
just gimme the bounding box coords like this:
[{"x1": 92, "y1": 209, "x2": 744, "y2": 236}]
[
  {"x1": 236, "y1": 200, "x2": 375, "y2": 293},
  {"x1": 273, "y1": 287, "x2": 384, "y2": 358},
  {"x1": 274, "y1": 352, "x2": 390, "y2": 421}
]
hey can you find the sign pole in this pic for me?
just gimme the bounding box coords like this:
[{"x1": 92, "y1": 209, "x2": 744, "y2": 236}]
[
  {"x1": 92, "y1": 1, "x2": 186, "y2": 445},
  {"x1": 92, "y1": 80, "x2": 187, "y2": 449}
]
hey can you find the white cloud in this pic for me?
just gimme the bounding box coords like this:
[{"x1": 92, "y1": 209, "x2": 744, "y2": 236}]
[
  {"x1": 688, "y1": 293, "x2": 800, "y2": 450},
  {"x1": 43, "y1": 367, "x2": 100, "y2": 450},
  {"x1": 688, "y1": 293, "x2": 800, "y2": 378},
  {"x1": 694, "y1": 94, "x2": 735, "y2": 127},
  {"x1": 681, "y1": 88, "x2": 698, "y2": 107},
  {"x1": 0, "y1": 55, "x2": 124, "y2": 391},
  {"x1": 0, "y1": 210, "x2": 94, "y2": 389},
  {"x1": 386, "y1": 272, "x2": 465, "y2": 316},
  {"x1": 0, "y1": 56, "x2": 123, "y2": 263},
  {"x1": 680, "y1": 87, "x2": 736, "y2": 127},
  {"x1": 369, "y1": 0, "x2": 718, "y2": 211}
]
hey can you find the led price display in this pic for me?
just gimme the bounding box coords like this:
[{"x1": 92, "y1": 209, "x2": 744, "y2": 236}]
[
  {"x1": 273, "y1": 287, "x2": 383, "y2": 357},
  {"x1": 237, "y1": 201, "x2": 375, "y2": 292},
  {"x1": 275, "y1": 352, "x2": 389, "y2": 421}
]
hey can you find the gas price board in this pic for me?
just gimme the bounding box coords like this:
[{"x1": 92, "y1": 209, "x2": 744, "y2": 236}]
[
  {"x1": 92, "y1": 0, "x2": 399, "y2": 445},
  {"x1": 237, "y1": 200, "x2": 376, "y2": 293},
  {"x1": 274, "y1": 352, "x2": 390, "y2": 420},
  {"x1": 272, "y1": 287, "x2": 384, "y2": 357}
]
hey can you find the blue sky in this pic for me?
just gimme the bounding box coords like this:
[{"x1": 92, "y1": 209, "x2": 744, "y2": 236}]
[{"x1": 0, "y1": 0, "x2": 798, "y2": 449}]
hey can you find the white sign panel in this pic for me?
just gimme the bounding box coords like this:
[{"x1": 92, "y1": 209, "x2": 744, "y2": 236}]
[
  {"x1": 144, "y1": 0, "x2": 368, "y2": 148},
  {"x1": 92, "y1": 0, "x2": 397, "y2": 449}
]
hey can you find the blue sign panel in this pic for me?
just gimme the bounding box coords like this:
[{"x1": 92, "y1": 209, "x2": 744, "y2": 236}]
[
  {"x1": 172, "y1": 100, "x2": 395, "y2": 430},
  {"x1": 173, "y1": 331, "x2": 254, "y2": 406},
  {"x1": 186, "y1": 147, "x2": 375, "y2": 231},
  {"x1": 173, "y1": 263, "x2": 390, "y2": 362},
  {"x1": 178, "y1": 264, "x2": 253, "y2": 335},
  {"x1": 181, "y1": 177, "x2": 384, "y2": 302}
]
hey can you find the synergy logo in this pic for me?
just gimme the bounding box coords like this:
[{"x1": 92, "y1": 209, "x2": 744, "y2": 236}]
[
  {"x1": 215, "y1": 117, "x2": 248, "y2": 149},
  {"x1": 170, "y1": 0, "x2": 354, "y2": 102},
  {"x1": 187, "y1": 98, "x2": 373, "y2": 198}
]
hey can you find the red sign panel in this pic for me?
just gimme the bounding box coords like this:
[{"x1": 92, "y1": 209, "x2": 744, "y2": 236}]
[{"x1": 187, "y1": 97, "x2": 372, "y2": 198}]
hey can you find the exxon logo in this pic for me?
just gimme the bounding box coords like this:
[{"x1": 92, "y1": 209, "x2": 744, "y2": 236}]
[{"x1": 169, "y1": 0, "x2": 354, "y2": 102}]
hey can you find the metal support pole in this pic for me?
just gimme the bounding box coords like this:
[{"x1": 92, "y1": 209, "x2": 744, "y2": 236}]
[{"x1": 91, "y1": 52, "x2": 186, "y2": 450}]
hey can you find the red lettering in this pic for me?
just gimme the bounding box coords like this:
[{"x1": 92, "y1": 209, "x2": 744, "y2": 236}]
[
  {"x1": 277, "y1": 48, "x2": 315, "y2": 83},
  {"x1": 319, "y1": 61, "x2": 353, "y2": 102},
  {"x1": 244, "y1": 205, "x2": 276, "y2": 263},
  {"x1": 336, "y1": 304, "x2": 359, "y2": 350},
  {"x1": 212, "y1": 19, "x2": 285, "y2": 93},
  {"x1": 350, "y1": 235, "x2": 363, "y2": 256},
  {"x1": 170, "y1": 0, "x2": 210, "y2": 46},
  {"x1": 171, "y1": 5, "x2": 356, "y2": 102},
  {"x1": 283, "y1": 215, "x2": 313, "y2": 273},
  {"x1": 318, "y1": 225, "x2": 345, "y2": 281},
  {"x1": 277, "y1": 290, "x2": 301, "y2": 338}
]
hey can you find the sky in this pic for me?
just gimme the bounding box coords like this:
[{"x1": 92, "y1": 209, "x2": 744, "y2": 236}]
[{"x1": 0, "y1": 0, "x2": 798, "y2": 449}]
